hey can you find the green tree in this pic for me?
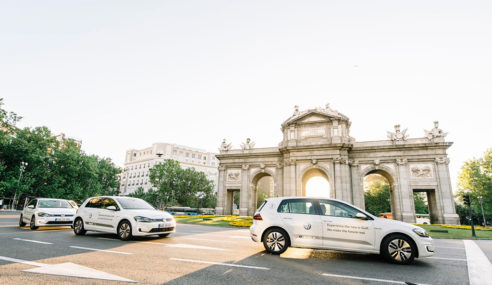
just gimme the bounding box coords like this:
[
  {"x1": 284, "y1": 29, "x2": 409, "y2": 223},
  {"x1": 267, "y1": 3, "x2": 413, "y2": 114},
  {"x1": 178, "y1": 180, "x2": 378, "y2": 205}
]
[
  {"x1": 364, "y1": 180, "x2": 391, "y2": 216},
  {"x1": 456, "y1": 148, "x2": 492, "y2": 216},
  {"x1": 149, "y1": 159, "x2": 215, "y2": 208},
  {"x1": 413, "y1": 192, "x2": 429, "y2": 214}
]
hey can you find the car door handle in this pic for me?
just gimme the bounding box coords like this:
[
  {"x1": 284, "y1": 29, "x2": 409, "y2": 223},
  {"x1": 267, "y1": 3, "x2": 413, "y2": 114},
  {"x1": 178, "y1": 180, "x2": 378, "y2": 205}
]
[
  {"x1": 282, "y1": 217, "x2": 293, "y2": 220},
  {"x1": 322, "y1": 219, "x2": 333, "y2": 223}
]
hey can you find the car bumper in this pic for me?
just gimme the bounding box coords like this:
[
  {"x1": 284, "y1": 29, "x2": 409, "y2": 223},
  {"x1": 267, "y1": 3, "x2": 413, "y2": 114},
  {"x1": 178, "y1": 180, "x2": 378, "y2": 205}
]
[
  {"x1": 133, "y1": 221, "x2": 176, "y2": 236},
  {"x1": 36, "y1": 217, "x2": 74, "y2": 227},
  {"x1": 416, "y1": 237, "x2": 435, "y2": 258},
  {"x1": 249, "y1": 223, "x2": 261, "y2": 242}
]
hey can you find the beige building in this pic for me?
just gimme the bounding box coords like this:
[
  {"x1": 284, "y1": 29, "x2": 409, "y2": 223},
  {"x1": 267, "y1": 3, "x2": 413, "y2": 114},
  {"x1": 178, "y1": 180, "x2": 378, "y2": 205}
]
[
  {"x1": 216, "y1": 105, "x2": 459, "y2": 225},
  {"x1": 120, "y1": 143, "x2": 219, "y2": 195}
]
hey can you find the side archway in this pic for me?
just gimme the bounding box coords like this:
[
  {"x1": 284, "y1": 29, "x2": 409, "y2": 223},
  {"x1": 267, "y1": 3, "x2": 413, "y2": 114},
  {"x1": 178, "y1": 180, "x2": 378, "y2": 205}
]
[
  {"x1": 250, "y1": 171, "x2": 275, "y2": 215},
  {"x1": 301, "y1": 168, "x2": 331, "y2": 198},
  {"x1": 360, "y1": 167, "x2": 398, "y2": 220}
]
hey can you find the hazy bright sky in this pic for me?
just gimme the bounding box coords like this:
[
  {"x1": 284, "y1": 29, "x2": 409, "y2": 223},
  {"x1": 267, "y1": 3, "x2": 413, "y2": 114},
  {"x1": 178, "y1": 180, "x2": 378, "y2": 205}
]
[{"x1": 1, "y1": 1, "x2": 491, "y2": 191}]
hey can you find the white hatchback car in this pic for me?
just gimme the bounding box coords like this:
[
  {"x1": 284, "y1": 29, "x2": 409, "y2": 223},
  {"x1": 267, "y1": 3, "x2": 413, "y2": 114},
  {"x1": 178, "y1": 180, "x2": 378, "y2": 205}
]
[
  {"x1": 250, "y1": 197, "x2": 434, "y2": 265},
  {"x1": 19, "y1": 198, "x2": 77, "y2": 230},
  {"x1": 73, "y1": 196, "x2": 176, "y2": 240}
]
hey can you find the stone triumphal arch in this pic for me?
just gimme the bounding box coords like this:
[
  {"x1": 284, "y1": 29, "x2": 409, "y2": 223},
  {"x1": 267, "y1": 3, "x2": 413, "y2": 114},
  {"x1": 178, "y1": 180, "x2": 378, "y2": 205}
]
[{"x1": 215, "y1": 105, "x2": 459, "y2": 225}]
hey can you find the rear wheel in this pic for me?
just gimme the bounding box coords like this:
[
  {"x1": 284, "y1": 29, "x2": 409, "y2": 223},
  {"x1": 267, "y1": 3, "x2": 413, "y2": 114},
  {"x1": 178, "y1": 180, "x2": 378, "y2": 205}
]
[
  {"x1": 158, "y1": 233, "x2": 170, "y2": 238},
  {"x1": 19, "y1": 214, "x2": 26, "y2": 227},
  {"x1": 263, "y1": 228, "x2": 289, "y2": 255},
  {"x1": 29, "y1": 216, "x2": 38, "y2": 230},
  {"x1": 73, "y1": 218, "x2": 86, "y2": 235},
  {"x1": 118, "y1": 220, "x2": 132, "y2": 241},
  {"x1": 381, "y1": 234, "x2": 416, "y2": 265}
]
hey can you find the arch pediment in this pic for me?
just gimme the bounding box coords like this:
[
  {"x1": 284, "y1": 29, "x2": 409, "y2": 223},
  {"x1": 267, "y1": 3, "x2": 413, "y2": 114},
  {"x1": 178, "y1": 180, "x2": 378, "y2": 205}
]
[{"x1": 281, "y1": 108, "x2": 350, "y2": 130}]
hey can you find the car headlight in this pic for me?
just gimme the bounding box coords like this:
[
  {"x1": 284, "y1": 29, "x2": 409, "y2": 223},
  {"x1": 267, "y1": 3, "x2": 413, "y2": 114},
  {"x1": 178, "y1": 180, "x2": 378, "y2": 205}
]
[
  {"x1": 37, "y1": 212, "x2": 51, "y2": 217},
  {"x1": 134, "y1": 216, "x2": 152, "y2": 223},
  {"x1": 413, "y1": 227, "x2": 429, "y2": 237}
]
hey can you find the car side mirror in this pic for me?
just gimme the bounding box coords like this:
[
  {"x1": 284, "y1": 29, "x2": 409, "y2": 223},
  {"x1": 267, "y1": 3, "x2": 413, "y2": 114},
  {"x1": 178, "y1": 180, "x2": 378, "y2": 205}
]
[
  {"x1": 355, "y1": 212, "x2": 368, "y2": 220},
  {"x1": 27, "y1": 205, "x2": 34, "y2": 209},
  {"x1": 107, "y1": 206, "x2": 117, "y2": 211}
]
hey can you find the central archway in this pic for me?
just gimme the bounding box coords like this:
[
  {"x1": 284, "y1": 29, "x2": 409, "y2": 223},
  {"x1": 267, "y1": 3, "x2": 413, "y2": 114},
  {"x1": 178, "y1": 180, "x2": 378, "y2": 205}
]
[
  {"x1": 302, "y1": 168, "x2": 330, "y2": 198},
  {"x1": 362, "y1": 169, "x2": 396, "y2": 219}
]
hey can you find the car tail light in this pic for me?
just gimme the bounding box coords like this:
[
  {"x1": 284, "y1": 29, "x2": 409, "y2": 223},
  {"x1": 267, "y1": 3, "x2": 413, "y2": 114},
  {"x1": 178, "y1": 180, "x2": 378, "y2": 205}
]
[{"x1": 253, "y1": 213, "x2": 262, "y2": 220}]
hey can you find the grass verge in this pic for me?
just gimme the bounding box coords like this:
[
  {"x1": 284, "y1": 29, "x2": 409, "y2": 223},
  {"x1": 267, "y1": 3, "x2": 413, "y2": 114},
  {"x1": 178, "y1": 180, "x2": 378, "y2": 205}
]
[{"x1": 419, "y1": 224, "x2": 492, "y2": 239}]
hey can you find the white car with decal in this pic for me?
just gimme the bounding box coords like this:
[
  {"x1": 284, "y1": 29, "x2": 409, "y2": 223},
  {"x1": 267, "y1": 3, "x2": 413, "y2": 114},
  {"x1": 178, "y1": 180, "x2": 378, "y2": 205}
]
[
  {"x1": 73, "y1": 196, "x2": 176, "y2": 240},
  {"x1": 250, "y1": 197, "x2": 434, "y2": 264},
  {"x1": 19, "y1": 198, "x2": 77, "y2": 230}
]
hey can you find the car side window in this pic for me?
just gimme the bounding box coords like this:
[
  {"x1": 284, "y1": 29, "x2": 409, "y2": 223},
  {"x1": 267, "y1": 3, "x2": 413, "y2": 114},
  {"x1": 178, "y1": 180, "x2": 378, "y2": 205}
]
[
  {"x1": 319, "y1": 200, "x2": 361, "y2": 218},
  {"x1": 27, "y1": 199, "x2": 37, "y2": 208},
  {"x1": 86, "y1": 198, "x2": 102, "y2": 208},
  {"x1": 278, "y1": 200, "x2": 316, "y2": 215},
  {"x1": 101, "y1": 198, "x2": 119, "y2": 210}
]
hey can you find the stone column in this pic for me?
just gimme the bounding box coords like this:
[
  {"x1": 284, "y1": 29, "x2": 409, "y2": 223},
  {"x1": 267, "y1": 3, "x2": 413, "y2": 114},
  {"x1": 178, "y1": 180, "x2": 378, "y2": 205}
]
[
  {"x1": 350, "y1": 160, "x2": 364, "y2": 209},
  {"x1": 240, "y1": 164, "x2": 250, "y2": 216},
  {"x1": 283, "y1": 159, "x2": 296, "y2": 197},
  {"x1": 333, "y1": 157, "x2": 343, "y2": 199},
  {"x1": 275, "y1": 163, "x2": 284, "y2": 197},
  {"x1": 435, "y1": 157, "x2": 460, "y2": 225},
  {"x1": 215, "y1": 166, "x2": 226, "y2": 215},
  {"x1": 396, "y1": 158, "x2": 415, "y2": 223},
  {"x1": 341, "y1": 158, "x2": 352, "y2": 203}
]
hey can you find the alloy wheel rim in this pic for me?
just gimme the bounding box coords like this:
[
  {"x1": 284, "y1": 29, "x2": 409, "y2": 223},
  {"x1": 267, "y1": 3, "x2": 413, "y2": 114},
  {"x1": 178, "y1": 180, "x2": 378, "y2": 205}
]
[
  {"x1": 388, "y1": 239, "x2": 412, "y2": 262},
  {"x1": 30, "y1": 218, "x2": 34, "y2": 227},
  {"x1": 75, "y1": 220, "x2": 82, "y2": 232},
  {"x1": 266, "y1": 231, "x2": 285, "y2": 252},
  {"x1": 120, "y1": 223, "x2": 130, "y2": 238}
]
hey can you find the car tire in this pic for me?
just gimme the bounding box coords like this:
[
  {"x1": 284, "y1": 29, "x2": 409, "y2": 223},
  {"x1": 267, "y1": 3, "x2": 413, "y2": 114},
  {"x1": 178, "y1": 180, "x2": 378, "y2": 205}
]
[
  {"x1": 263, "y1": 228, "x2": 290, "y2": 255},
  {"x1": 158, "y1": 233, "x2": 170, "y2": 238},
  {"x1": 381, "y1": 234, "x2": 416, "y2": 265},
  {"x1": 19, "y1": 214, "x2": 26, "y2": 227},
  {"x1": 29, "y1": 216, "x2": 38, "y2": 230},
  {"x1": 118, "y1": 220, "x2": 132, "y2": 241},
  {"x1": 73, "y1": 218, "x2": 86, "y2": 235}
]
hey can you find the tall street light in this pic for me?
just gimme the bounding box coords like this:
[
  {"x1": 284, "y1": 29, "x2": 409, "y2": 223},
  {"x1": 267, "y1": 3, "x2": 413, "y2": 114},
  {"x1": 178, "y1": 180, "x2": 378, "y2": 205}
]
[
  {"x1": 11, "y1": 161, "x2": 28, "y2": 210},
  {"x1": 463, "y1": 189, "x2": 476, "y2": 238},
  {"x1": 478, "y1": 196, "x2": 487, "y2": 226}
]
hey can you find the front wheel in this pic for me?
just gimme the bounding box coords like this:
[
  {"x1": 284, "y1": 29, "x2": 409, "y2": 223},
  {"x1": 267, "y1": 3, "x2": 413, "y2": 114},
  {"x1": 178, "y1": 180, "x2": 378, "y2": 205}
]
[
  {"x1": 30, "y1": 216, "x2": 38, "y2": 230},
  {"x1": 381, "y1": 234, "x2": 416, "y2": 265},
  {"x1": 19, "y1": 214, "x2": 26, "y2": 227},
  {"x1": 73, "y1": 218, "x2": 86, "y2": 235},
  {"x1": 118, "y1": 221, "x2": 132, "y2": 241},
  {"x1": 263, "y1": 228, "x2": 290, "y2": 255}
]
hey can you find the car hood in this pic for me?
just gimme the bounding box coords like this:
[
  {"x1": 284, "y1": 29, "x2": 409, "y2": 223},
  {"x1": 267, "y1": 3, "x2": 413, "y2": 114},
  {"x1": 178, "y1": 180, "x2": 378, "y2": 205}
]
[
  {"x1": 36, "y1": 208, "x2": 77, "y2": 215},
  {"x1": 374, "y1": 217, "x2": 421, "y2": 230},
  {"x1": 123, "y1": 209, "x2": 173, "y2": 219}
]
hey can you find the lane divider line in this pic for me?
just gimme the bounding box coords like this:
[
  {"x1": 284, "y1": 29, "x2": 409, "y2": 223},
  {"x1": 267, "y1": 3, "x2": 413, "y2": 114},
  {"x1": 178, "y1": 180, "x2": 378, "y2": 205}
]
[
  {"x1": 427, "y1": 257, "x2": 466, "y2": 262},
  {"x1": 434, "y1": 246, "x2": 465, "y2": 250},
  {"x1": 321, "y1": 273, "x2": 430, "y2": 285},
  {"x1": 69, "y1": 246, "x2": 133, "y2": 255},
  {"x1": 0, "y1": 255, "x2": 46, "y2": 267},
  {"x1": 181, "y1": 237, "x2": 234, "y2": 243},
  {"x1": 464, "y1": 240, "x2": 492, "y2": 285},
  {"x1": 142, "y1": 242, "x2": 227, "y2": 251},
  {"x1": 169, "y1": 258, "x2": 270, "y2": 270},
  {"x1": 13, "y1": 238, "x2": 53, "y2": 245}
]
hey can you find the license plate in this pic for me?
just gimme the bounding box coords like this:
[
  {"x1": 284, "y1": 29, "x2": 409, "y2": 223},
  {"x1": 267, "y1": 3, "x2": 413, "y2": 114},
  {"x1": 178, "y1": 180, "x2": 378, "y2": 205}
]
[{"x1": 55, "y1": 218, "x2": 69, "y2": 222}]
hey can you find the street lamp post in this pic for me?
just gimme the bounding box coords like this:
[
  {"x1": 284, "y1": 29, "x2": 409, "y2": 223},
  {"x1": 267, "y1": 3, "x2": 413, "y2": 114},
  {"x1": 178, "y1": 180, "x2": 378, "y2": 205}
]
[
  {"x1": 463, "y1": 189, "x2": 476, "y2": 238},
  {"x1": 478, "y1": 196, "x2": 487, "y2": 226},
  {"x1": 11, "y1": 161, "x2": 28, "y2": 210}
]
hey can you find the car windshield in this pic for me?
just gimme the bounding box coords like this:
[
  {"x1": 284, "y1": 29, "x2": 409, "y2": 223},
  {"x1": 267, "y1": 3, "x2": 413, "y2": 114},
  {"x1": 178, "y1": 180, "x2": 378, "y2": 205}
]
[
  {"x1": 38, "y1": 200, "x2": 73, "y2": 209},
  {"x1": 115, "y1": 198, "x2": 155, "y2": 210}
]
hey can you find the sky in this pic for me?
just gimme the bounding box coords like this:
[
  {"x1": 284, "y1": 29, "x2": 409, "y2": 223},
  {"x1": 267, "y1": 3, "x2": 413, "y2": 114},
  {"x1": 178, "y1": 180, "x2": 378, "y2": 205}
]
[{"x1": 1, "y1": 0, "x2": 491, "y2": 192}]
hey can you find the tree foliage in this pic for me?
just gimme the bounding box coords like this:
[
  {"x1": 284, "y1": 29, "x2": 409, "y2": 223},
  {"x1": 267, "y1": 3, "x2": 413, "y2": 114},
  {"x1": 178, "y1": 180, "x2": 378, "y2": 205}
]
[
  {"x1": 364, "y1": 179, "x2": 391, "y2": 216},
  {"x1": 141, "y1": 159, "x2": 215, "y2": 209},
  {"x1": 0, "y1": 98, "x2": 121, "y2": 207},
  {"x1": 456, "y1": 148, "x2": 492, "y2": 215},
  {"x1": 413, "y1": 192, "x2": 429, "y2": 214}
]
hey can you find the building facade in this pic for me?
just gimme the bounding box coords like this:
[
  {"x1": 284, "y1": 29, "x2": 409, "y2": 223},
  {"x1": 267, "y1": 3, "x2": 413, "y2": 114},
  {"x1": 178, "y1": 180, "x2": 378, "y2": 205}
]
[
  {"x1": 215, "y1": 105, "x2": 459, "y2": 225},
  {"x1": 119, "y1": 143, "x2": 219, "y2": 195}
]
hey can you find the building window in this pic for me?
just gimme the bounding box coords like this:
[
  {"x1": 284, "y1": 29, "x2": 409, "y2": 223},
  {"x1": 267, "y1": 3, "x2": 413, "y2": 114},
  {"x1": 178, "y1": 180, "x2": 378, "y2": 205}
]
[
  {"x1": 173, "y1": 150, "x2": 177, "y2": 155},
  {"x1": 211, "y1": 162, "x2": 215, "y2": 166},
  {"x1": 203, "y1": 157, "x2": 207, "y2": 160},
  {"x1": 186, "y1": 153, "x2": 190, "y2": 157},
  {"x1": 192, "y1": 154, "x2": 195, "y2": 158}
]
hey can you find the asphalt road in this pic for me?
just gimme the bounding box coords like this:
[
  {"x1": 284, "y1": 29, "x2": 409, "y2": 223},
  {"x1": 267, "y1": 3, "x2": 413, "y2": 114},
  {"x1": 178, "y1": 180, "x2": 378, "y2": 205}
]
[{"x1": 1, "y1": 211, "x2": 491, "y2": 285}]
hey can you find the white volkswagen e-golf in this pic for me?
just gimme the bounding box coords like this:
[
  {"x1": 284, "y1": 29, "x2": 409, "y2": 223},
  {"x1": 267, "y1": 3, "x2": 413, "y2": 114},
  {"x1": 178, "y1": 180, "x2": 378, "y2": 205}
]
[
  {"x1": 250, "y1": 197, "x2": 434, "y2": 264},
  {"x1": 73, "y1": 196, "x2": 176, "y2": 240}
]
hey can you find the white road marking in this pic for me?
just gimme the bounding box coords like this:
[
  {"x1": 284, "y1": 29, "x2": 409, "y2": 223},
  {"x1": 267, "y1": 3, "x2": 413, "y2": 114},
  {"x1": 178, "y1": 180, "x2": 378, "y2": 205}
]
[
  {"x1": 24, "y1": 262, "x2": 135, "y2": 283},
  {"x1": 0, "y1": 255, "x2": 46, "y2": 267},
  {"x1": 435, "y1": 246, "x2": 465, "y2": 250},
  {"x1": 143, "y1": 242, "x2": 227, "y2": 251},
  {"x1": 427, "y1": 257, "x2": 467, "y2": 262},
  {"x1": 182, "y1": 237, "x2": 234, "y2": 243},
  {"x1": 464, "y1": 240, "x2": 492, "y2": 285},
  {"x1": 321, "y1": 273, "x2": 429, "y2": 285},
  {"x1": 229, "y1": 236, "x2": 250, "y2": 239},
  {"x1": 170, "y1": 258, "x2": 270, "y2": 270},
  {"x1": 13, "y1": 238, "x2": 53, "y2": 245},
  {"x1": 96, "y1": 237, "x2": 120, "y2": 241},
  {"x1": 70, "y1": 246, "x2": 133, "y2": 255}
]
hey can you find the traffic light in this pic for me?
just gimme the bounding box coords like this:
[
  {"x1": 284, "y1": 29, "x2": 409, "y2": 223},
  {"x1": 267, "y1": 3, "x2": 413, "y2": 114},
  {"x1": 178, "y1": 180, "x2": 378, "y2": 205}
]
[{"x1": 463, "y1": 194, "x2": 471, "y2": 206}]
